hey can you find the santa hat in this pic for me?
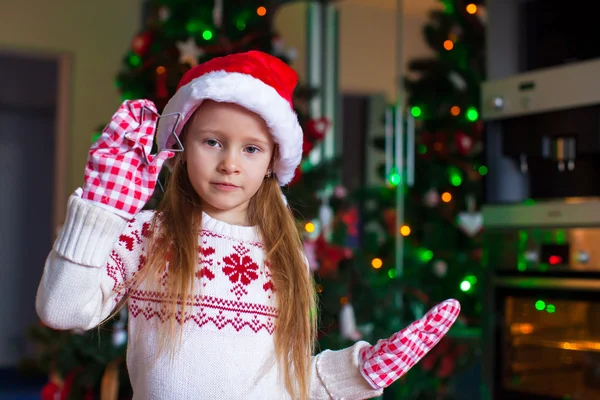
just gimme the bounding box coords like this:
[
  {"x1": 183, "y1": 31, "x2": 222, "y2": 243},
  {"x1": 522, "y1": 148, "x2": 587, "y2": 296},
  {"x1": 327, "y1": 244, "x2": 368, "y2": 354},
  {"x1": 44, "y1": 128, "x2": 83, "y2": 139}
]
[{"x1": 156, "y1": 50, "x2": 302, "y2": 186}]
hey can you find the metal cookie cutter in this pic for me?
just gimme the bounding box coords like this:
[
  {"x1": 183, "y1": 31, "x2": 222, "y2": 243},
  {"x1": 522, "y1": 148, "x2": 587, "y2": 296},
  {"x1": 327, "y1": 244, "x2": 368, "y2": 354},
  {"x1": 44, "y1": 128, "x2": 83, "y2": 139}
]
[{"x1": 141, "y1": 105, "x2": 185, "y2": 193}]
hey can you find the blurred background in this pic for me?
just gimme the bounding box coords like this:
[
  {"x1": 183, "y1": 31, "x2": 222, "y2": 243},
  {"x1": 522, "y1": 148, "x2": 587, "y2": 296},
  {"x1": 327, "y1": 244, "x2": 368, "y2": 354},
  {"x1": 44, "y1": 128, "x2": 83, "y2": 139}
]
[{"x1": 2, "y1": 0, "x2": 599, "y2": 399}]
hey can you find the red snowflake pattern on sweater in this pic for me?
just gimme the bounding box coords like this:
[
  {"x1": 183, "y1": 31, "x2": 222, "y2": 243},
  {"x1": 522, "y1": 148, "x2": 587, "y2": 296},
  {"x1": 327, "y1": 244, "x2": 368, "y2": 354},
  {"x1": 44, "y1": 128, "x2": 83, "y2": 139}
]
[
  {"x1": 262, "y1": 260, "x2": 275, "y2": 299},
  {"x1": 119, "y1": 219, "x2": 152, "y2": 250},
  {"x1": 105, "y1": 251, "x2": 127, "y2": 303},
  {"x1": 220, "y1": 244, "x2": 259, "y2": 300},
  {"x1": 196, "y1": 243, "x2": 216, "y2": 285},
  {"x1": 107, "y1": 212, "x2": 278, "y2": 335}
]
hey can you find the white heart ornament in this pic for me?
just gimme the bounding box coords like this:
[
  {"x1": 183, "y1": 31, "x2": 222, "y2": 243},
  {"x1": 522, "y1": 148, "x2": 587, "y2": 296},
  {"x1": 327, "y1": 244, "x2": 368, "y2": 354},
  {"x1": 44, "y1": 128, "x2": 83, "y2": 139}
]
[{"x1": 457, "y1": 212, "x2": 483, "y2": 237}]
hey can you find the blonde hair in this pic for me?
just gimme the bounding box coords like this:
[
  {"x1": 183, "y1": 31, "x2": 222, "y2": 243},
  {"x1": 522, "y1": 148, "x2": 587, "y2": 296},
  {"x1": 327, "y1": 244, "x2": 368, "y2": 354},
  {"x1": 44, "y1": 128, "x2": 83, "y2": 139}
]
[{"x1": 112, "y1": 140, "x2": 317, "y2": 398}]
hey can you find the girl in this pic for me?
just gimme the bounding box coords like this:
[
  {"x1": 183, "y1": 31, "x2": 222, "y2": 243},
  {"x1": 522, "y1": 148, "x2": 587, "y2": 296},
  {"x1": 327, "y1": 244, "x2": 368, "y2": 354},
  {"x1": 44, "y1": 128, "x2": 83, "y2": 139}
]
[{"x1": 36, "y1": 51, "x2": 460, "y2": 399}]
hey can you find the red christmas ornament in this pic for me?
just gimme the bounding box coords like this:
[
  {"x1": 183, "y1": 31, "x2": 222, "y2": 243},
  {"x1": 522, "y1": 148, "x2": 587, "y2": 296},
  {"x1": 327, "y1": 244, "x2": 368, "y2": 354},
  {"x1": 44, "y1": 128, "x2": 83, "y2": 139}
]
[
  {"x1": 41, "y1": 382, "x2": 62, "y2": 400},
  {"x1": 132, "y1": 31, "x2": 152, "y2": 56},
  {"x1": 314, "y1": 234, "x2": 351, "y2": 276},
  {"x1": 341, "y1": 207, "x2": 359, "y2": 237},
  {"x1": 305, "y1": 117, "x2": 330, "y2": 140},
  {"x1": 455, "y1": 131, "x2": 473, "y2": 156},
  {"x1": 60, "y1": 368, "x2": 83, "y2": 400}
]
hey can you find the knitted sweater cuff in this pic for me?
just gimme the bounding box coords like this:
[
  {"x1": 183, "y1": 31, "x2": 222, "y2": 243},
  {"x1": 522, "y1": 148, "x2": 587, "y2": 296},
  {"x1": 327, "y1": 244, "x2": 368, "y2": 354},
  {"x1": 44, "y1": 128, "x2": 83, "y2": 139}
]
[
  {"x1": 54, "y1": 192, "x2": 127, "y2": 268},
  {"x1": 314, "y1": 341, "x2": 384, "y2": 399}
]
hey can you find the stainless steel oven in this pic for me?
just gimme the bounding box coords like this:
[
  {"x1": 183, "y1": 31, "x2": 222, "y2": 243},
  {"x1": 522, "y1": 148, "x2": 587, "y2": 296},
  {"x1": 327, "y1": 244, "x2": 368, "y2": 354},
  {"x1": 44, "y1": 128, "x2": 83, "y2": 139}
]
[{"x1": 482, "y1": 201, "x2": 600, "y2": 400}]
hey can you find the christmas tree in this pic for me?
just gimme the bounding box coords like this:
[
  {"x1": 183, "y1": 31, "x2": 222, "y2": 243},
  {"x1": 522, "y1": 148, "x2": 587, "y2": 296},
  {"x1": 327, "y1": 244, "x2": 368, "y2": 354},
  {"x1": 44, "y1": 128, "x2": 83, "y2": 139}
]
[
  {"x1": 307, "y1": 1, "x2": 486, "y2": 398},
  {"x1": 26, "y1": 1, "x2": 333, "y2": 399}
]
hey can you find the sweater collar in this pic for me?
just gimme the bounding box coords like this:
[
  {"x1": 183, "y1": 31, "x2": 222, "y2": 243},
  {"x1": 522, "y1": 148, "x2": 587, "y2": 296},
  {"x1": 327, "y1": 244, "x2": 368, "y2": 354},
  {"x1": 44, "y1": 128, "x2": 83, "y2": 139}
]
[{"x1": 201, "y1": 212, "x2": 260, "y2": 242}]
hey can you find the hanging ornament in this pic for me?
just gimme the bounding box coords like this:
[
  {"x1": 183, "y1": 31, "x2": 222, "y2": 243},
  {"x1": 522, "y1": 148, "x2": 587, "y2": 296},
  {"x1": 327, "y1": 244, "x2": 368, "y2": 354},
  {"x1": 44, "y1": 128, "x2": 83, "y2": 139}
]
[
  {"x1": 158, "y1": 6, "x2": 171, "y2": 22},
  {"x1": 424, "y1": 188, "x2": 440, "y2": 207},
  {"x1": 455, "y1": 131, "x2": 473, "y2": 156},
  {"x1": 448, "y1": 71, "x2": 467, "y2": 91},
  {"x1": 457, "y1": 195, "x2": 483, "y2": 237},
  {"x1": 303, "y1": 240, "x2": 319, "y2": 271},
  {"x1": 314, "y1": 235, "x2": 351, "y2": 276},
  {"x1": 176, "y1": 37, "x2": 204, "y2": 67},
  {"x1": 433, "y1": 259, "x2": 448, "y2": 277},
  {"x1": 306, "y1": 117, "x2": 330, "y2": 140},
  {"x1": 334, "y1": 185, "x2": 347, "y2": 199},
  {"x1": 213, "y1": 0, "x2": 223, "y2": 28},
  {"x1": 132, "y1": 31, "x2": 152, "y2": 56},
  {"x1": 319, "y1": 194, "x2": 334, "y2": 241},
  {"x1": 41, "y1": 381, "x2": 62, "y2": 400},
  {"x1": 340, "y1": 303, "x2": 362, "y2": 341},
  {"x1": 458, "y1": 213, "x2": 483, "y2": 237},
  {"x1": 341, "y1": 207, "x2": 359, "y2": 237}
]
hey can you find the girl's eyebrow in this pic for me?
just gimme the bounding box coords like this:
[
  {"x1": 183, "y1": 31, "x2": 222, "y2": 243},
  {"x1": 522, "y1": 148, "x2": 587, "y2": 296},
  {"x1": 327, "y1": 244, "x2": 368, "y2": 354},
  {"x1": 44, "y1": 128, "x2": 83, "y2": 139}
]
[
  {"x1": 196, "y1": 129, "x2": 271, "y2": 147},
  {"x1": 241, "y1": 135, "x2": 272, "y2": 147}
]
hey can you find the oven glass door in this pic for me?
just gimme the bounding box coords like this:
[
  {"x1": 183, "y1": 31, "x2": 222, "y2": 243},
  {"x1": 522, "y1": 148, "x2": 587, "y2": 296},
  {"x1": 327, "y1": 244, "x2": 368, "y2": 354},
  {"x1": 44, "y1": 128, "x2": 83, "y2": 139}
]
[{"x1": 495, "y1": 279, "x2": 600, "y2": 400}]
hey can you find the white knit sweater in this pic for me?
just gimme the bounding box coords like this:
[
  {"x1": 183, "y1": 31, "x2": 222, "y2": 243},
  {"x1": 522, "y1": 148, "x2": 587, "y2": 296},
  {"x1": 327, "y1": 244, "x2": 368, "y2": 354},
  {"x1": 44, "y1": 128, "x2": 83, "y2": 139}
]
[{"x1": 36, "y1": 194, "x2": 383, "y2": 400}]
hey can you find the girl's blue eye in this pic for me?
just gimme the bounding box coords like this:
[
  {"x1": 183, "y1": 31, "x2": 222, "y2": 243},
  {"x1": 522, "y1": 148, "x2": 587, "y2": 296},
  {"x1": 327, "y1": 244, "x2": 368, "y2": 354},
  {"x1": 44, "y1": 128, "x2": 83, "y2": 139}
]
[
  {"x1": 245, "y1": 146, "x2": 260, "y2": 154},
  {"x1": 205, "y1": 139, "x2": 220, "y2": 147}
]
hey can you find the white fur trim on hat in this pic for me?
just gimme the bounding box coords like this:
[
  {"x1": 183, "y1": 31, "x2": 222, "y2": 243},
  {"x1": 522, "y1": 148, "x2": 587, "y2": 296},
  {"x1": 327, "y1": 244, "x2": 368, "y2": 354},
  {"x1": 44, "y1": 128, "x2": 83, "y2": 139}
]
[{"x1": 156, "y1": 71, "x2": 302, "y2": 186}]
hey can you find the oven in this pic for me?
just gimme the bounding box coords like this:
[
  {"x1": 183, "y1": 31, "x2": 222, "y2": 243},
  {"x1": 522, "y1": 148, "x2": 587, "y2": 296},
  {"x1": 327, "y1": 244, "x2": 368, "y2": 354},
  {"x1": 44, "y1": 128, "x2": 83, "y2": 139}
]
[{"x1": 482, "y1": 201, "x2": 600, "y2": 400}]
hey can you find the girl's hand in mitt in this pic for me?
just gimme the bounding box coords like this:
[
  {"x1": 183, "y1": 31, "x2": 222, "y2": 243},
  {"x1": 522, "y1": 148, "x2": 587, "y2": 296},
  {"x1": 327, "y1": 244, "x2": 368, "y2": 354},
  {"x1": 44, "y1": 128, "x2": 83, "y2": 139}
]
[
  {"x1": 81, "y1": 100, "x2": 174, "y2": 218},
  {"x1": 359, "y1": 299, "x2": 461, "y2": 389}
]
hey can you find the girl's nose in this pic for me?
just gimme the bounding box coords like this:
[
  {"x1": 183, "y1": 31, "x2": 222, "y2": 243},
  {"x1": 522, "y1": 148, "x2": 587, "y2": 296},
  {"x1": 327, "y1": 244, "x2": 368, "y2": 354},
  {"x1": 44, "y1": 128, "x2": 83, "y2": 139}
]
[{"x1": 218, "y1": 149, "x2": 241, "y2": 174}]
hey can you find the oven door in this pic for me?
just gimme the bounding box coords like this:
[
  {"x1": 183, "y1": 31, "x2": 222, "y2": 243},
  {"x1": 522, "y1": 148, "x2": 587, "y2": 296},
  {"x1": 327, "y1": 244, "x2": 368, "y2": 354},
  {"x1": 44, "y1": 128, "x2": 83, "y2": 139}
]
[{"x1": 493, "y1": 277, "x2": 600, "y2": 400}]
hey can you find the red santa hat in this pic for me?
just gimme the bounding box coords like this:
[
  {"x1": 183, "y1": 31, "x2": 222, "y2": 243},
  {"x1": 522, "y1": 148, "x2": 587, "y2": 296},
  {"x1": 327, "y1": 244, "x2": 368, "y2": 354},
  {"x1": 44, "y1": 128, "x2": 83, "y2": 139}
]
[{"x1": 156, "y1": 50, "x2": 303, "y2": 186}]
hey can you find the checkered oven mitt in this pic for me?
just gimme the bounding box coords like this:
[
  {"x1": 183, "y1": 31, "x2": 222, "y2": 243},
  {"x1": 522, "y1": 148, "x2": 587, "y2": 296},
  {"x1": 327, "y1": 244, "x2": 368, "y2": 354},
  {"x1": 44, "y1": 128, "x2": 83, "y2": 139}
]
[
  {"x1": 359, "y1": 298, "x2": 461, "y2": 389},
  {"x1": 81, "y1": 99, "x2": 174, "y2": 219}
]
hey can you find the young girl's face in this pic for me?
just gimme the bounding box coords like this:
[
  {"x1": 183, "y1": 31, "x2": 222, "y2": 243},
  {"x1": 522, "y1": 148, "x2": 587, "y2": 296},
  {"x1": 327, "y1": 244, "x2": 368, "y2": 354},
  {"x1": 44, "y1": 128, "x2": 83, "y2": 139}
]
[{"x1": 182, "y1": 100, "x2": 274, "y2": 225}]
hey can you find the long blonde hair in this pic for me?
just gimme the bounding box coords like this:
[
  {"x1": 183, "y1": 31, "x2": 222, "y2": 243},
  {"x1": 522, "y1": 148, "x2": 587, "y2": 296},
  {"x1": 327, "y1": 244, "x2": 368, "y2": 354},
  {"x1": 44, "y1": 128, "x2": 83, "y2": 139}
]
[{"x1": 118, "y1": 144, "x2": 318, "y2": 398}]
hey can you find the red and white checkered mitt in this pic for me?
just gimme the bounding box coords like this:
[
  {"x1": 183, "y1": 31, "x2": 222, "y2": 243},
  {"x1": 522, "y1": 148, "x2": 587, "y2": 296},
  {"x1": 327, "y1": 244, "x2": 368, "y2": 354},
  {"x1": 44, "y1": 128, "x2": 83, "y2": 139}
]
[
  {"x1": 81, "y1": 99, "x2": 174, "y2": 219},
  {"x1": 359, "y1": 298, "x2": 461, "y2": 389}
]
